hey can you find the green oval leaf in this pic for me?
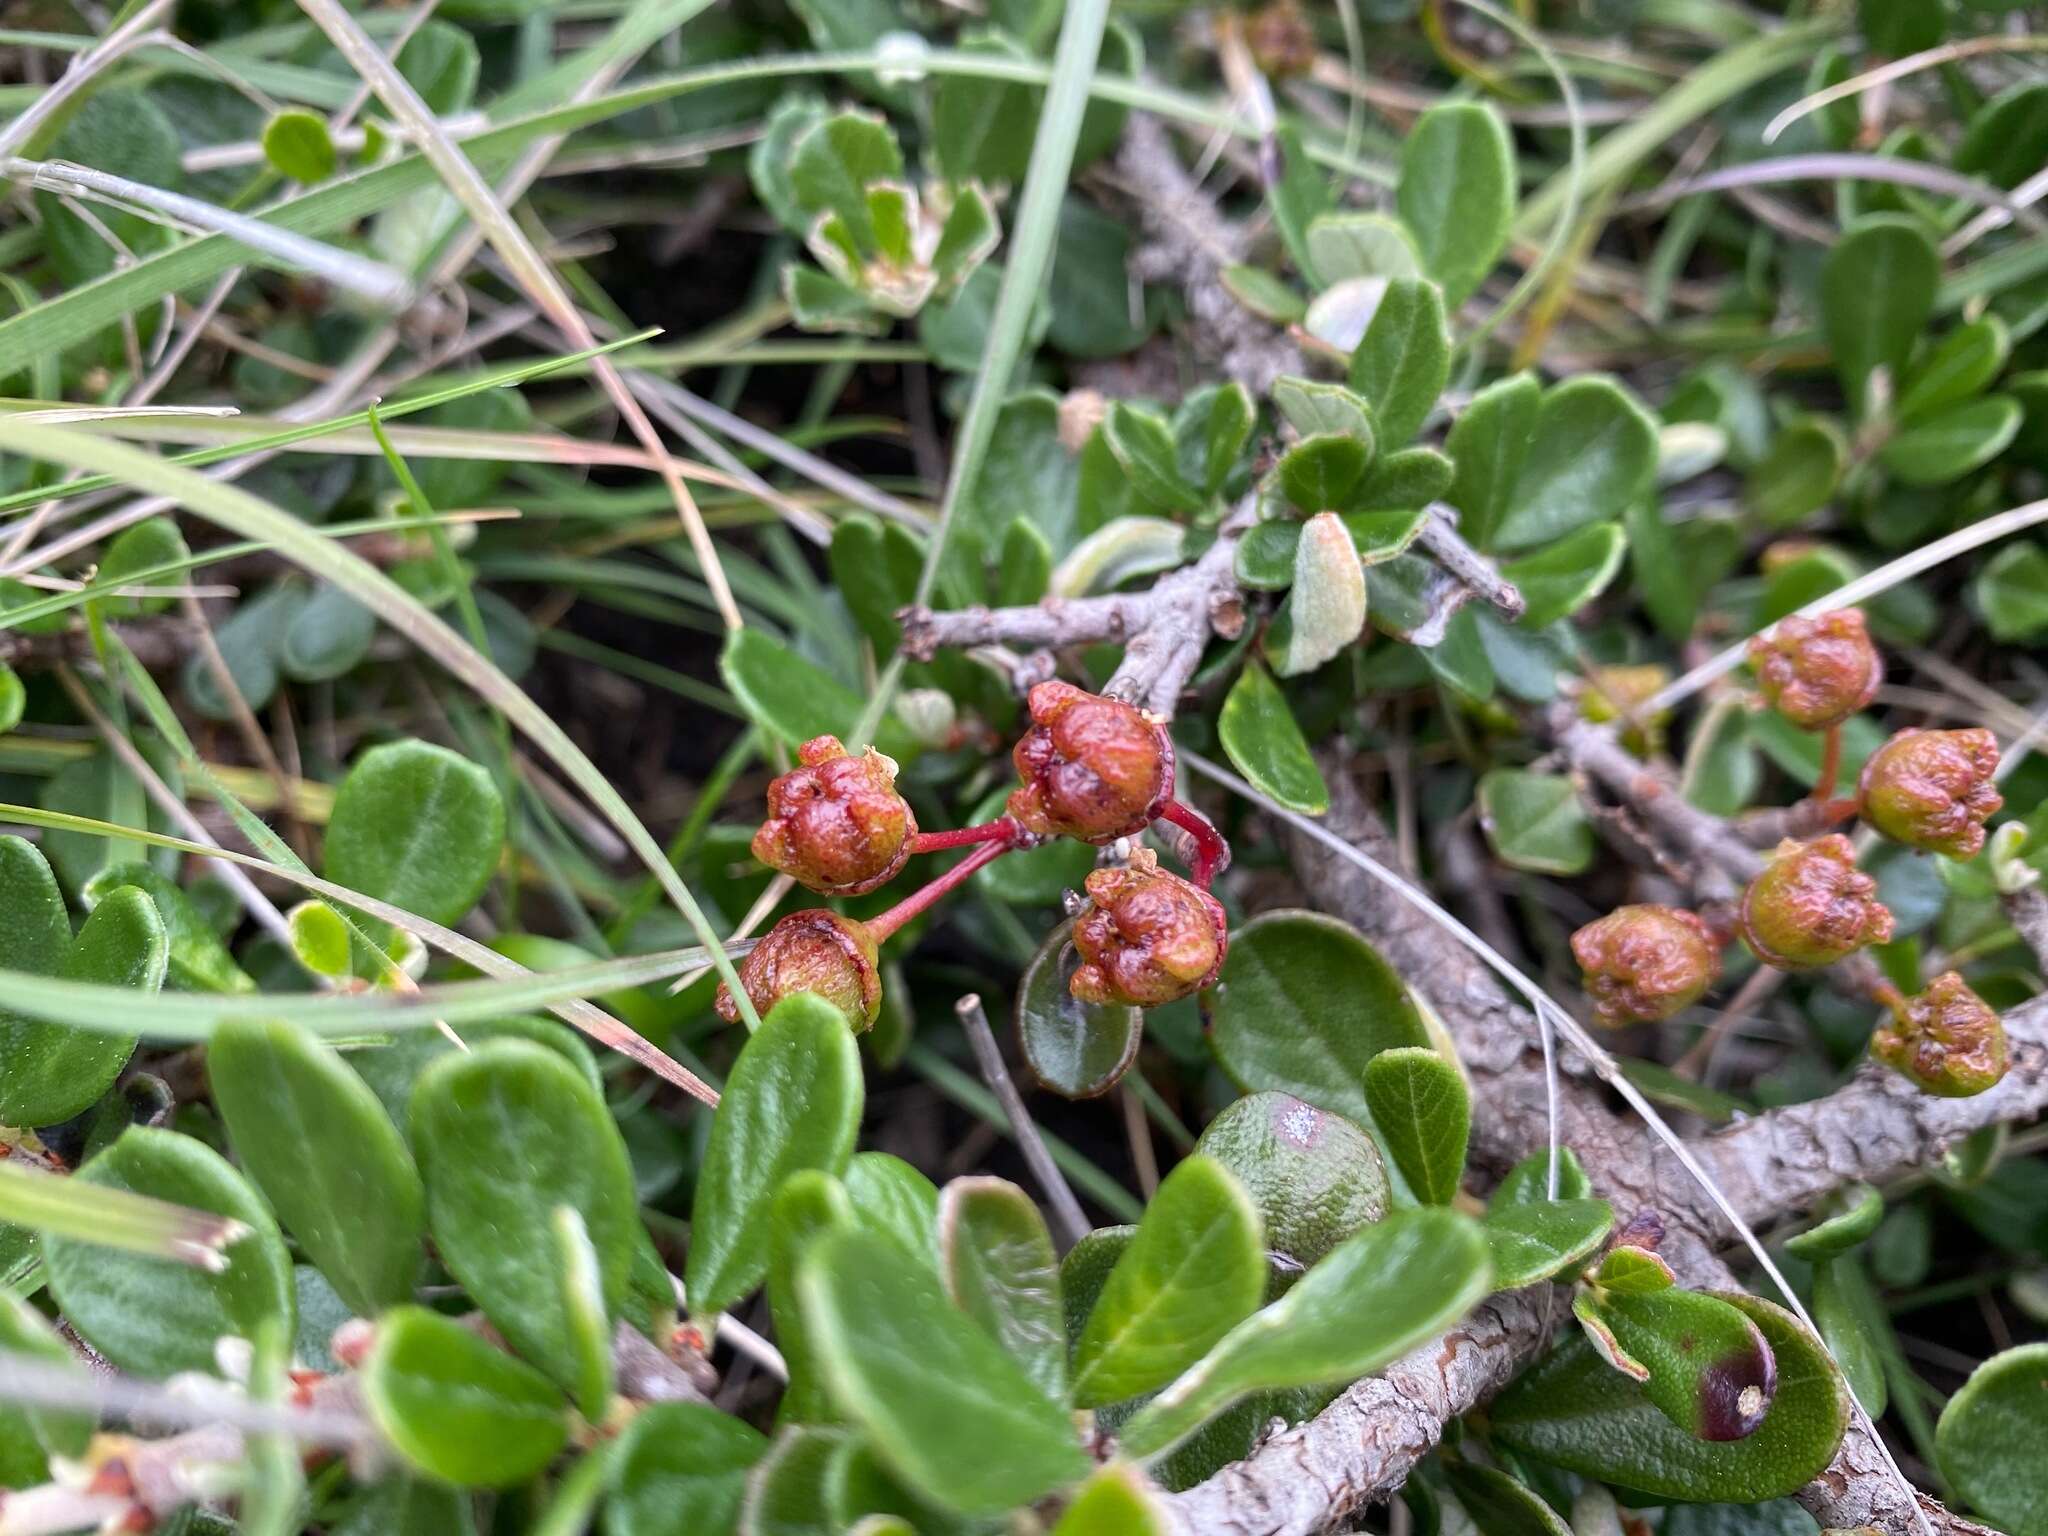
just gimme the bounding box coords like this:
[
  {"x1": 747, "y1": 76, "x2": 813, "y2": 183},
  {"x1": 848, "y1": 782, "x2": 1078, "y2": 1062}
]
[
  {"x1": 411, "y1": 1039, "x2": 638, "y2": 1388},
  {"x1": 1119, "y1": 1206, "x2": 1493, "y2": 1457},
  {"x1": 1784, "y1": 1184, "x2": 1883, "y2": 1261},
  {"x1": 364, "y1": 1305, "x2": 568, "y2": 1488},
  {"x1": 84, "y1": 862, "x2": 254, "y2": 994},
  {"x1": 766, "y1": 1170, "x2": 857, "y2": 1429},
  {"x1": 1501, "y1": 523, "x2": 1627, "y2": 628},
  {"x1": 1278, "y1": 433, "x2": 1372, "y2": 514},
  {"x1": 1937, "y1": 1343, "x2": 2048, "y2": 1536},
  {"x1": 940, "y1": 1176, "x2": 1067, "y2": 1401},
  {"x1": 797, "y1": 1226, "x2": 1091, "y2": 1515},
  {"x1": 1477, "y1": 769, "x2": 1595, "y2": 876},
  {"x1": 1071, "y1": 1154, "x2": 1266, "y2": 1409},
  {"x1": 688, "y1": 993, "x2": 864, "y2": 1317},
  {"x1": 607, "y1": 1400, "x2": 767, "y2": 1536},
  {"x1": 1194, "y1": 1092, "x2": 1389, "y2": 1270},
  {"x1": 1492, "y1": 378, "x2": 1658, "y2": 553},
  {"x1": 211, "y1": 1016, "x2": 424, "y2": 1318},
  {"x1": 1017, "y1": 920, "x2": 1144, "y2": 1099},
  {"x1": 1397, "y1": 103, "x2": 1514, "y2": 307},
  {"x1": 1492, "y1": 1293, "x2": 1851, "y2": 1501},
  {"x1": 1822, "y1": 216, "x2": 1938, "y2": 420},
  {"x1": 1444, "y1": 1463, "x2": 1574, "y2": 1536},
  {"x1": 720, "y1": 628, "x2": 908, "y2": 758},
  {"x1": 1746, "y1": 418, "x2": 1848, "y2": 531},
  {"x1": 1348, "y1": 276, "x2": 1449, "y2": 449},
  {"x1": 1362, "y1": 1047, "x2": 1470, "y2": 1206},
  {"x1": 326, "y1": 740, "x2": 506, "y2": 930},
  {"x1": 1106, "y1": 402, "x2": 1202, "y2": 514},
  {"x1": 46, "y1": 1127, "x2": 294, "y2": 1377},
  {"x1": 261, "y1": 109, "x2": 338, "y2": 184},
  {"x1": 1210, "y1": 911, "x2": 1428, "y2": 1128},
  {"x1": 1877, "y1": 395, "x2": 2022, "y2": 486},
  {"x1": 1483, "y1": 1198, "x2": 1614, "y2": 1288},
  {"x1": 1582, "y1": 1286, "x2": 1778, "y2": 1440},
  {"x1": 1052, "y1": 1463, "x2": 1176, "y2": 1534},
  {"x1": 1219, "y1": 659, "x2": 1329, "y2": 816},
  {"x1": 1898, "y1": 315, "x2": 2010, "y2": 422}
]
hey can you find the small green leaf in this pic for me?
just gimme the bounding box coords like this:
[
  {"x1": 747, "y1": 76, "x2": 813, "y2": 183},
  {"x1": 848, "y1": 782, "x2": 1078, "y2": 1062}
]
[
  {"x1": 183, "y1": 585, "x2": 293, "y2": 722},
  {"x1": 1071, "y1": 1155, "x2": 1266, "y2": 1408},
  {"x1": 1822, "y1": 216, "x2": 1939, "y2": 420},
  {"x1": 210, "y1": 1017, "x2": 424, "y2": 1318},
  {"x1": 1811, "y1": 1256, "x2": 1886, "y2": 1418},
  {"x1": 1898, "y1": 316, "x2": 2010, "y2": 421},
  {"x1": 1492, "y1": 378, "x2": 1659, "y2": 552},
  {"x1": 1017, "y1": 921, "x2": 1144, "y2": 1099},
  {"x1": 1278, "y1": 434, "x2": 1372, "y2": 513},
  {"x1": 1178, "y1": 382, "x2": 1256, "y2": 498},
  {"x1": 1356, "y1": 449, "x2": 1453, "y2": 512},
  {"x1": 1397, "y1": 103, "x2": 1515, "y2": 307},
  {"x1": 1494, "y1": 1146, "x2": 1592, "y2": 1205},
  {"x1": 364, "y1": 1306, "x2": 568, "y2": 1488},
  {"x1": 688, "y1": 993, "x2": 864, "y2": 1316},
  {"x1": 1877, "y1": 395, "x2": 2022, "y2": 486},
  {"x1": 1955, "y1": 80, "x2": 2048, "y2": 190},
  {"x1": 1784, "y1": 1184, "x2": 1883, "y2": 1261},
  {"x1": 1266, "y1": 122, "x2": 1334, "y2": 284},
  {"x1": 1448, "y1": 374, "x2": 1541, "y2": 550},
  {"x1": 1591, "y1": 1244, "x2": 1675, "y2": 1294},
  {"x1": 1937, "y1": 1343, "x2": 2048, "y2": 1536},
  {"x1": 325, "y1": 740, "x2": 505, "y2": 930},
  {"x1": 940, "y1": 1176, "x2": 1067, "y2": 1401},
  {"x1": 608, "y1": 1401, "x2": 766, "y2": 1536},
  {"x1": 1236, "y1": 521, "x2": 1303, "y2": 591},
  {"x1": 1221, "y1": 264, "x2": 1307, "y2": 324},
  {"x1": 1210, "y1": 911, "x2": 1428, "y2": 1129},
  {"x1": 1974, "y1": 541, "x2": 2048, "y2": 641},
  {"x1": 411, "y1": 1040, "x2": 638, "y2": 1389},
  {"x1": 1477, "y1": 770, "x2": 1594, "y2": 876},
  {"x1": 280, "y1": 584, "x2": 378, "y2": 683},
  {"x1": 46, "y1": 1127, "x2": 294, "y2": 1377},
  {"x1": 766, "y1": 1170, "x2": 857, "y2": 1429},
  {"x1": 740, "y1": 1424, "x2": 852, "y2": 1536},
  {"x1": 844, "y1": 1153, "x2": 939, "y2": 1266},
  {"x1": 1348, "y1": 277, "x2": 1450, "y2": 448},
  {"x1": 1444, "y1": 1463, "x2": 1574, "y2": 1536},
  {"x1": 1501, "y1": 523, "x2": 1627, "y2": 627},
  {"x1": 1052, "y1": 1463, "x2": 1176, "y2": 1534},
  {"x1": 1362, "y1": 1047, "x2": 1470, "y2": 1206},
  {"x1": 0, "y1": 664, "x2": 21, "y2": 735},
  {"x1": 1493, "y1": 1293, "x2": 1850, "y2": 1501},
  {"x1": 96, "y1": 517, "x2": 190, "y2": 618},
  {"x1": 1194, "y1": 1092, "x2": 1389, "y2": 1270},
  {"x1": 828, "y1": 514, "x2": 923, "y2": 654},
  {"x1": 798, "y1": 1227, "x2": 1090, "y2": 1514},
  {"x1": 1268, "y1": 512, "x2": 1367, "y2": 676},
  {"x1": 1219, "y1": 660, "x2": 1329, "y2": 817},
  {"x1": 84, "y1": 862, "x2": 253, "y2": 994},
  {"x1": 1119, "y1": 1207, "x2": 1493, "y2": 1457},
  {"x1": 1584, "y1": 1286, "x2": 1778, "y2": 1440},
  {"x1": 1484, "y1": 1199, "x2": 1614, "y2": 1287},
  {"x1": 262, "y1": 109, "x2": 338, "y2": 184},
  {"x1": 1308, "y1": 212, "x2": 1424, "y2": 284},
  {"x1": 286, "y1": 899, "x2": 353, "y2": 979},
  {"x1": 1107, "y1": 402, "x2": 1204, "y2": 514},
  {"x1": 1051, "y1": 516, "x2": 1188, "y2": 597},
  {"x1": 720, "y1": 629, "x2": 907, "y2": 757},
  {"x1": 1272, "y1": 377, "x2": 1373, "y2": 442},
  {"x1": 789, "y1": 111, "x2": 904, "y2": 253}
]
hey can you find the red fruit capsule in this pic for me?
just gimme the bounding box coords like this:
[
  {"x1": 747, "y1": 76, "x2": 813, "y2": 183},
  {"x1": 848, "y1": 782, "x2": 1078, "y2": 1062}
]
[
  {"x1": 751, "y1": 735, "x2": 917, "y2": 896},
  {"x1": 1738, "y1": 835, "x2": 1894, "y2": 970},
  {"x1": 715, "y1": 910, "x2": 881, "y2": 1032},
  {"x1": 1571, "y1": 905, "x2": 1722, "y2": 1027},
  {"x1": 1007, "y1": 681, "x2": 1173, "y2": 845},
  {"x1": 1070, "y1": 849, "x2": 1227, "y2": 1009},
  {"x1": 1872, "y1": 971, "x2": 2008, "y2": 1097},
  {"x1": 1747, "y1": 610, "x2": 1882, "y2": 730},
  {"x1": 1858, "y1": 727, "x2": 2003, "y2": 859}
]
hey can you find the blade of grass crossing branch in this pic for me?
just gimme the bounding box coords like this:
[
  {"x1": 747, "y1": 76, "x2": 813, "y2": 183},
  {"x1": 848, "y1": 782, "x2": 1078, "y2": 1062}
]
[
  {"x1": 294, "y1": 0, "x2": 744, "y2": 634},
  {"x1": 851, "y1": 0, "x2": 1114, "y2": 749},
  {"x1": 0, "y1": 419, "x2": 759, "y2": 1031}
]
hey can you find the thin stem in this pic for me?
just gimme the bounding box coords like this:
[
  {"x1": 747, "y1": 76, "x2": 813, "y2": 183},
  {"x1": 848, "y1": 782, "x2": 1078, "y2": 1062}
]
[
  {"x1": 1813, "y1": 723, "x2": 1843, "y2": 804},
  {"x1": 867, "y1": 839, "x2": 1013, "y2": 943},
  {"x1": 1158, "y1": 799, "x2": 1230, "y2": 888},
  {"x1": 909, "y1": 818, "x2": 1022, "y2": 854},
  {"x1": 955, "y1": 994, "x2": 1091, "y2": 1248}
]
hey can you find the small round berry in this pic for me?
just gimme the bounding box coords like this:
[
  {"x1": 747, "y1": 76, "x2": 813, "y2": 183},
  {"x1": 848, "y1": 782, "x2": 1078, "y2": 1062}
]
[
  {"x1": 751, "y1": 735, "x2": 916, "y2": 896},
  {"x1": 1872, "y1": 971, "x2": 2008, "y2": 1097},
  {"x1": 1070, "y1": 849, "x2": 1227, "y2": 1009},
  {"x1": 1007, "y1": 681, "x2": 1173, "y2": 845},
  {"x1": 1746, "y1": 610, "x2": 1881, "y2": 730},
  {"x1": 1738, "y1": 835, "x2": 1894, "y2": 969},
  {"x1": 1858, "y1": 728, "x2": 2003, "y2": 859},
  {"x1": 1571, "y1": 905, "x2": 1722, "y2": 1027},
  {"x1": 715, "y1": 910, "x2": 881, "y2": 1032}
]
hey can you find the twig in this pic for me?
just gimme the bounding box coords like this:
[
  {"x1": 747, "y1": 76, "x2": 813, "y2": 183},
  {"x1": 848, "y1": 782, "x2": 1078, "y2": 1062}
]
[{"x1": 955, "y1": 994, "x2": 1091, "y2": 1249}]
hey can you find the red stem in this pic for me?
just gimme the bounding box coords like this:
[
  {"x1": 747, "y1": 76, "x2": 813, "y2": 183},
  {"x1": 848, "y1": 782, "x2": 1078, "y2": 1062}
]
[
  {"x1": 1812, "y1": 724, "x2": 1843, "y2": 804},
  {"x1": 1158, "y1": 798, "x2": 1229, "y2": 889},
  {"x1": 908, "y1": 818, "x2": 1021, "y2": 854},
  {"x1": 868, "y1": 839, "x2": 1013, "y2": 942}
]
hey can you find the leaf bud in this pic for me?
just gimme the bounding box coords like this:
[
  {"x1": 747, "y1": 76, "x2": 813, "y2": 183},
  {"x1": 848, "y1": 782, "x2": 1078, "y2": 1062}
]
[
  {"x1": 1746, "y1": 609, "x2": 1881, "y2": 730},
  {"x1": 751, "y1": 735, "x2": 916, "y2": 896},
  {"x1": 715, "y1": 910, "x2": 881, "y2": 1032},
  {"x1": 1007, "y1": 681, "x2": 1173, "y2": 845},
  {"x1": 1738, "y1": 835, "x2": 1894, "y2": 969},
  {"x1": 1571, "y1": 904, "x2": 1721, "y2": 1027},
  {"x1": 1872, "y1": 971, "x2": 2009, "y2": 1097},
  {"x1": 1858, "y1": 727, "x2": 2002, "y2": 859},
  {"x1": 1070, "y1": 849, "x2": 1228, "y2": 1008}
]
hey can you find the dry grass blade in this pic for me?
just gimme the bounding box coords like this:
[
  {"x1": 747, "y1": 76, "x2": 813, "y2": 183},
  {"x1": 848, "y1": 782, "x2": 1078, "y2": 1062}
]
[
  {"x1": 1764, "y1": 36, "x2": 2048, "y2": 145},
  {"x1": 0, "y1": 1160, "x2": 248, "y2": 1271}
]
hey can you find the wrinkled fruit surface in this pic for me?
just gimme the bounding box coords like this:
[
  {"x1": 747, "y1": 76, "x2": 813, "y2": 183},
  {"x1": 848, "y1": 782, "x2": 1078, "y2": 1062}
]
[
  {"x1": 1739, "y1": 835, "x2": 1894, "y2": 969},
  {"x1": 1873, "y1": 971, "x2": 2009, "y2": 1097},
  {"x1": 1571, "y1": 904, "x2": 1722, "y2": 1027},
  {"x1": 751, "y1": 735, "x2": 916, "y2": 896},
  {"x1": 1747, "y1": 610, "x2": 1882, "y2": 730},
  {"x1": 1007, "y1": 681, "x2": 1172, "y2": 845},
  {"x1": 1070, "y1": 849, "x2": 1227, "y2": 1008},
  {"x1": 715, "y1": 909, "x2": 881, "y2": 1031},
  {"x1": 1858, "y1": 728, "x2": 2003, "y2": 859}
]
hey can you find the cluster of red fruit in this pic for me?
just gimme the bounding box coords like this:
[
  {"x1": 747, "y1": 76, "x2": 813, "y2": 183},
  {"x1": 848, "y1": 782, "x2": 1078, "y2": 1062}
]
[
  {"x1": 1571, "y1": 610, "x2": 2010, "y2": 1097},
  {"x1": 717, "y1": 682, "x2": 1231, "y2": 1029}
]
